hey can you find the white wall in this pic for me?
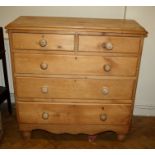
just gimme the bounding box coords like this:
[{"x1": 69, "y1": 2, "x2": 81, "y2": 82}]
[
  {"x1": 0, "y1": 6, "x2": 155, "y2": 116},
  {"x1": 126, "y1": 7, "x2": 155, "y2": 116}
]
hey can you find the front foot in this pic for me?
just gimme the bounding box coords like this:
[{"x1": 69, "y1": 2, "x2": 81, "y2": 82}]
[
  {"x1": 21, "y1": 131, "x2": 31, "y2": 140},
  {"x1": 117, "y1": 134, "x2": 126, "y2": 141}
]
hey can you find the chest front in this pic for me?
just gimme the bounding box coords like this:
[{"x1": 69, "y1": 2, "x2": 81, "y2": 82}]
[{"x1": 6, "y1": 16, "x2": 147, "y2": 140}]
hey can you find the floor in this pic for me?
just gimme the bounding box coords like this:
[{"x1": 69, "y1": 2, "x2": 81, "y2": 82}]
[{"x1": 0, "y1": 104, "x2": 155, "y2": 149}]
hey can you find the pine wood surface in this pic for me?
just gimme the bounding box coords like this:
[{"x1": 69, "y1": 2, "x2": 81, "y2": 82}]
[
  {"x1": 5, "y1": 16, "x2": 147, "y2": 140},
  {"x1": 12, "y1": 33, "x2": 74, "y2": 51},
  {"x1": 14, "y1": 53, "x2": 138, "y2": 76},
  {"x1": 0, "y1": 105, "x2": 155, "y2": 148},
  {"x1": 17, "y1": 102, "x2": 131, "y2": 125},
  {"x1": 15, "y1": 77, "x2": 135, "y2": 100},
  {"x1": 79, "y1": 36, "x2": 140, "y2": 53},
  {"x1": 5, "y1": 16, "x2": 147, "y2": 36}
]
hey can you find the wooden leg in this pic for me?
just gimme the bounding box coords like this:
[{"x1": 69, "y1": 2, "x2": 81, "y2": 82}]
[
  {"x1": 117, "y1": 134, "x2": 126, "y2": 141},
  {"x1": 21, "y1": 131, "x2": 31, "y2": 140}
]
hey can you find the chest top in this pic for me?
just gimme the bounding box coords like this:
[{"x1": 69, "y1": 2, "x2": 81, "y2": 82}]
[{"x1": 6, "y1": 16, "x2": 147, "y2": 36}]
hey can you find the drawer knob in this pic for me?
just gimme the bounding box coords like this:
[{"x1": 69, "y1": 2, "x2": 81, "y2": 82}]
[
  {"x1": 101, "y1": 87, "x2": 109, "y2": 95},
  {"x1": 103, "y1": 64, "x2": 111, "y2": 72},
  {"x1": 100, "y1": 113, "x2": 107, "y2": 121},
  {"x1": 41, "y1": 86, "x2": 48, "y2": 94},
  {"x1": 42, "y1": 112, "x2": 49, "y2": 120},
  {"x1": 102, "y1": 42, "x2": 113, "y2": 50},
  {"x1": 40, "y1": 63, "x2": 48, "y2": 70},
  {"x1": 39, "y1": 39, "x2": 47, "y2": 47}
]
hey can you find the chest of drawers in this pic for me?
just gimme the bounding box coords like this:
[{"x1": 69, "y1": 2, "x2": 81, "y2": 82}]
[{"x1": 6, "y1": 16, "x2": 147, "y2": 140}]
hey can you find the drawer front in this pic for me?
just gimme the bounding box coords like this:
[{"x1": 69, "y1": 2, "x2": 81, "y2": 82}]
[
  {"x1": 79, "y1": 36, "x2": 140, "y2": 53},
  {"x1": 18, "y1": 102, "x2": 131, "y2": 125},
  {"x1": 12, "y1": 33, "x2": 74, "y2": 51},
  {"x1": 15, "y1": 77, "x2": 135, "y2": 100},
  {"x1": 14, "y1": 53, "x2": 138, "y2": 76}
]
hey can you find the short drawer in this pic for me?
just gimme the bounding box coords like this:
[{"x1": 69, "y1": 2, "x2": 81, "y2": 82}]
[
  {"x1": 12, "y1": 33, "x2": 74, "y2": 51},
  {"x1": 15, "y1": 77, "x2": 135, "y2": 100},
  {"x1": 79, "y1": 35, "x2": 140, "y2": 53},
  {"x1": 18, "y1": 102, "x2": 132, "y2": 125},
  {"x1": 14, "y1": 53, "x2": 138, "y2": 76}
]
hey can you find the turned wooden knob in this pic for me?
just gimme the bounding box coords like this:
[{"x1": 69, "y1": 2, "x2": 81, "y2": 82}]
[
  {"x1": 39, "y1": 39, "x2": 47, "y2": 47},
  {"x1": 100, "y1": 113, "x2": 107, "y2": 121},
  {"x1": 40, "y1": 63, "x2": 48, "y2": 70},
  {"x1": 41, "y1": 86, "x2": 48, "y2": 94},
  {"x1": 103, "y1": 64, "x2": 111, "y2": 72},
  {"x1": 101, "y1": 87, "x2": 109, "y2": 95},
  {"x1": 102, "y1": 42, "x2": 113, "y2": 50},
  {"x1": 42, "y1": 112, "x2": 49, "y2": 120}
]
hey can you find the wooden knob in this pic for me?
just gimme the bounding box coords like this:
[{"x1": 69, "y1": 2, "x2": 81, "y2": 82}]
[
  {"x1": 102, "y1": 42, "x2": 113, "y2": 50},
  {"x1": 42, "y1": 112, "x2": 49, "y2": 120},
  {"x1": 41, "y1": 86, "x2": 48, "y2": 94},
  {"x1": 101, "y1": 87, "x2": 109, "y2": 95},
  {"x1": 40, "y1": 63, "x2": 48, "y2": 70},
  {"x1": 103, "y1": 64, "x2": 111, "y2": 72},
  {"x1": 100, "y1": 113, "x2": 107, "y2": 121},
  {"x1": 39, "y1": 39, "x2": 47, "y2": 47}
]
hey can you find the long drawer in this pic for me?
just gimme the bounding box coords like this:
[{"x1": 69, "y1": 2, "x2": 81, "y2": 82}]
[
  {"x1": 17, "y1": 102, "x2": 132, "y2": 125},
  {"x1": 15, "y1": 77, "x2": 135, "y2": 100},
  {"x1": 12, "y1": 33, "x2": 74, "y2": 51},
  {"x1": 79, "y1": 35, "x2": 140, "y2": 53},
  {"x1": 14, "y1": 53, "x2": 138, "y2": 76}
]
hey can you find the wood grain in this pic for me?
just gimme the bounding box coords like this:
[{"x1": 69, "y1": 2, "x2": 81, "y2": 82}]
[
  {"x1": 14, "y1": 53, "x2": 138, "y2": 76},
  {"x1": 19, "y1": 123, "x2": 130, "y2": 135},
  {"x1": 5, "y1": 16, "x2": 147, "y2": 140},
  {"x1": 5, "y1": 16, "x2": 147, "y2": 36},
  {"x1": 12, "y1": 33, "x2": 74, "y2": 51},
  {"x1": 79, "y1": 35, "x2": 140, "y2": 53},
  {"x1": 17, "y1": 102, "x2": 131, "y2": 125},
  {"x1": 15, "y1": 77, "x2": 135, "y2": 100}
]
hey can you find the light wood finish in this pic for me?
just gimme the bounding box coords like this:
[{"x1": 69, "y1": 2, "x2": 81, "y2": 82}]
[
  {"x1": 6, "y1": 16, "x2": 147, "y2": 140},
  {"x1": 5, "y1": 16, "x2": 147, "y2": 36},
  {"x1": 15, "y1": 77, "x2": 135, "y2": 100},
  {"x1": 17, "y1": 98, "x2": 132, "y2": 104},
  {"x1": 19, "y1": 124, "x2": 130, "y2": 135},
  {"x1": 18, "y1": 102, "x2": 131, "y2": 125},
  {"x1": 12, "y1": 33, "x2": 74, "y2": 51},
  {"x1": 14, "y1": 53, "x2": 138, "y2": 76},
  {"x1": 79, "y1": 36, "x2": 140, "y2": 53}
]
